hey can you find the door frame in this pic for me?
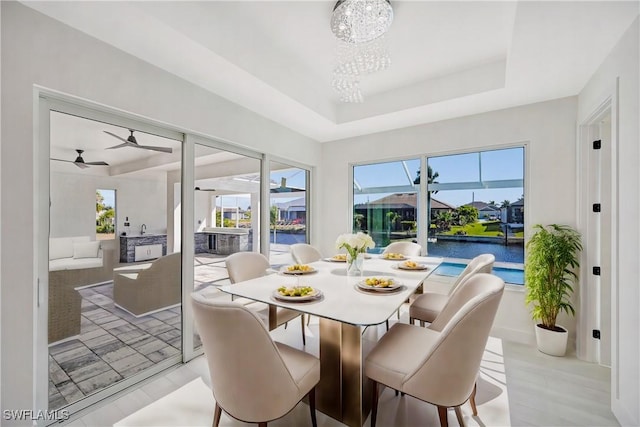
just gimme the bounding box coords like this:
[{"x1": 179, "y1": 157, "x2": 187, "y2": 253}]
[{"x1": 576, "y1": 80, "x2": 619, "y2": 370}]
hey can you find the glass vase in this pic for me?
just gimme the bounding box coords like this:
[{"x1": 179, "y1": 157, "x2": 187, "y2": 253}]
[{"x1": 346, "y1": 251, "x2": 365, "y2": 277}]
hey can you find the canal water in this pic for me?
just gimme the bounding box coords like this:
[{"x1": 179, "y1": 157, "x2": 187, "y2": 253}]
[{"x1": 426, "y1": 240, "x2": 524, "y2": 264}]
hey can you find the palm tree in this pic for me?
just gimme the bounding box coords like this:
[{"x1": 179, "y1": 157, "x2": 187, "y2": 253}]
[
  {"x1": 501, "y1": 200, "x2": 511, "y2": 208},
  {"x1": 414, "y1": 166, "x2": 440, "y2": 233}
]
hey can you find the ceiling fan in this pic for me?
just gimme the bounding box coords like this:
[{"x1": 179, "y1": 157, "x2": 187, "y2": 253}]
[
  {"x1": 104, "y1": 129, "x2": 173, "y2": 153},
  {"x1": 194, "y1": 187, "x2": 216, "y2": 191},
  {"x1": 50, "y1": 149, "x2": 109, "y2": 169}
]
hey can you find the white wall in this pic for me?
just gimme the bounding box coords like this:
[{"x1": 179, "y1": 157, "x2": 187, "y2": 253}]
[
  {"x1": 578, "y1": 17, "x2": 639, "y2": 426},
  {"x1": 319, "y1": 97, "x2": 579, "y2": 345},
  {"x1": 0, "y1": 2, "x2": 320, "y2": 419},
  {"x1": 50, "y1": 171, "x2": 168, "y2": 238}
]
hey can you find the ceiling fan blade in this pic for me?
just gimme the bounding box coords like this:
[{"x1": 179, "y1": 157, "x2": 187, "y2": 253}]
[
  {"x1": 137, "y1": 145, "x2": 173, "y2": 153},
  {"x1": 106, "y1": 142, "x2": 135, "y2": 150},
  {"x1": 74, "y1": 162, "x2": 90, "y2": 169},
  {"x1": 104, "y1": 131, "x2": 130, "y2": 144},
  {"x1": 50, "y1": 158, "x2": 75, "y2": 164},
  {"x1": 85, "y1": 161, "x2": 109, "y2": 166}
]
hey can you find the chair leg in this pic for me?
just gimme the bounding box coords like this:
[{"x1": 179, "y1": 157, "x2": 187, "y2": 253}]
[
  {"x1": 470, "y1": 382, "x2": 478, "y2": 416},
  {"x1": 212, "y1": 403, "x2": 222, "y2": 427},
  {"x1": 420, "y1": 320, "x2": 425, "y2": 327},
  {"x1": 437, "y1": 406, "x2": 449, "y2": 427},
  {"x1": 385, "y1": 320, "x2": 389, "y2": 331},
  {"x1": 409, "y1": 317, "x2": 414, "y2": 325},
  {"x1": 454, "y1": 406, "x2": 465, "y2": 427},
  {"x1": 300, "y1": 315, "x2": 306, "y2": 346},
  {"x1": 308, "y1": 387, "x2": 317, "y2": 427},
  {"x1": 307, "y1": 314, "x2": 311, "y2": 326},
  {"x1": 396, "y1": 309, "x2": 400, "y2": 320},
  {"x1": 371, "y1": 381, "x2": 379, "y2": 427},
  {"x1": 258, "y1": 423, "x2": 267, "y2": 427}
]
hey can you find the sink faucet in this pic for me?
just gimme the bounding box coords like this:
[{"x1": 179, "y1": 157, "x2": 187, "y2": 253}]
[{"x1": 141, "y1": 224, "x2": 146, "y2": 235}]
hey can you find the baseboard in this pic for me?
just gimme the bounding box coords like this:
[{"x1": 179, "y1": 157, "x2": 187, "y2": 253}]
[
  {"x1": 114, "y1": 302, "x2": 182, "y2": 318},
  {"x1": 491, "y1": 326, "x2": 536, "y2": 346},
  {"x1": 612, "y1": 398, "x2": 639, "y2": 427}
]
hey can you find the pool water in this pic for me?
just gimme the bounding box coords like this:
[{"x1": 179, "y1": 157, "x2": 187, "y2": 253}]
[{"x1": 434, "y1": 262, "x2": 524, "y2": 285}]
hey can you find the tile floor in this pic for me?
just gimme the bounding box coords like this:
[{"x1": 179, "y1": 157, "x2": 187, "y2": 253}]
[
  {"x1": 59, "y1": 311, "x2": 620, "y2": 427},
  {"x1": 48, "y1": 253, "x2": 232, "y2": 409}
]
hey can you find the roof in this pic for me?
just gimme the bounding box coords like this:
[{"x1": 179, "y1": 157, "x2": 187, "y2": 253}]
[{"x1": 356, "y1": 193, "x2": 456, "y2": 210}]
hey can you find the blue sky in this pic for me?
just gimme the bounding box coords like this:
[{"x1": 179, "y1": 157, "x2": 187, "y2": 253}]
[
  {"x1": 354, "y1": 147, "x2": 524, "y2": 207},
  {"x1": 97, "y1": 189, "x2": 115, "y2": 209}
]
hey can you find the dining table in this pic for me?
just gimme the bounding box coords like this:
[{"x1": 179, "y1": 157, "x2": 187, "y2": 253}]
[{"x1": 217, "y1": 254, "x2": 443, "y2": 427}]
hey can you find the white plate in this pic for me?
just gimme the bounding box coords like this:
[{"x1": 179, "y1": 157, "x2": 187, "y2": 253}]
[
  {"x1": 380, "y1": 254, "x2": 407, "y2": 261},
  {"x1": 396, "y1": 262, "x2": 429, "y2": 271},
  {"x1": 272, "y1": 288, "x2": 322, "y2": 302},
  {"x1": 325, "y1": 256, "x2": 347, "y2": 263},
  {"x1": 280, "y1": 265, "x2": 317, "y2": 275},
  {"x1": 357, "y1": 277, "x2": 403, "y2": 292}
]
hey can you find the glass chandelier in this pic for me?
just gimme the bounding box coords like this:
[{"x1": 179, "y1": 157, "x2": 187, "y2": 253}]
[{"x1": 330, "y1": 0, "x2": 393, "y2": 103}]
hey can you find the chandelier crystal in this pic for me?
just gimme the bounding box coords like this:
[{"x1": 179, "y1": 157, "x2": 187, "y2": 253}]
[
  {"x1": 330, "y1": 0, "x2": 393, "y2": 103},
  {"x1": 330, "y1": 0, "x2": 394, "y2": 44}
]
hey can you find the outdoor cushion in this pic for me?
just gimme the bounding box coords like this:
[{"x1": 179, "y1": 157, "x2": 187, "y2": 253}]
[{"x1": 73, "y1": 241, "x2": 101, "y2": 259}]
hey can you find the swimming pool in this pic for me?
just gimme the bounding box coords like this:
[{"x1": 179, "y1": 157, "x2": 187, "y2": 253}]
[{"x1": 434, "y1": 262, "x2": 524, "y2": 285}]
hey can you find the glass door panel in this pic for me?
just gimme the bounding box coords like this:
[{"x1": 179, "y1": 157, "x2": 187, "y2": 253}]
[
  {"x1": 190, "y1": 143, "x2": 261, "y2": 352},
  {"x1": 269, "y1": 162, "x2": 309, "y2": 264},
  {"x1": 48, "y1": 111, "x2": 183, "y2": 410}
]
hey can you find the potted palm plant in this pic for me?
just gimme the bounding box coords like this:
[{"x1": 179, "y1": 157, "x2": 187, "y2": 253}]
[{"x1": 525, "y1": 224, "x2": 582, "y2": 356}]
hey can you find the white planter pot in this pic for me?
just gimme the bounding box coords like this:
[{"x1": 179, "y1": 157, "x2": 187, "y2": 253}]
[{"x1": 535, "y1": 324, "x2": 568, "y2": 356}]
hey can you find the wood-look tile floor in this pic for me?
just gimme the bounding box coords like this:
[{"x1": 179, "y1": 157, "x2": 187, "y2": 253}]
[{"x1": 60, "y1": 314, "x2": 619, "y2": 427}]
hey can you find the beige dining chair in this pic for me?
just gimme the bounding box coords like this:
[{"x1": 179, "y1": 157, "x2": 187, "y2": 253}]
[
  {"x1": 225, "y1": 251, "x2": 307, "y2": 345},
  {"x1": 410, "y1": 253, "x2": 495, "y2": 326},
  {"x1": 382, "y1": 241, "x2": 422, "y2": 257},
  {"x1": 191, "y1": 294, "x2": 320, "y2": 427},
  {"x1": 382, "y1": 241, "x2": 423, "y2": 329},
  {"x1": 290, "y1": 243, "x2": 323, "y2": 264},
  {"x1": 365, "y1": 273, "x2": 505, "y2": 427}
]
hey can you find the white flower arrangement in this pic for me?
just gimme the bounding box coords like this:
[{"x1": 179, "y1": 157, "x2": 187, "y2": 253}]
[{"x1": 335, "y1": 232, "x2": 375, "y2": 258}]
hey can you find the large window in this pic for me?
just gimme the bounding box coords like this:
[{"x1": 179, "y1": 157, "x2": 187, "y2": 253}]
[
  {"x1": 350, "y1": 147, "x2": 525, "y2": 266},
  {"x1": 427, "y1": 147, "x2": 524, "y2": 263},
  {"x1": 352, "y1": 159, "x2": 420, "y2": 251}
]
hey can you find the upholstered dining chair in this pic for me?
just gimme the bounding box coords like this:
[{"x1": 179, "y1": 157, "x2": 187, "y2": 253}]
[
  {"x1": 382, "y1": 241, "x2": 422, "y2": 257},
  {"x1": 191, "y1": 294, "x2": 320, "y2": 427},
  {"x1": 290, "y1": 243, "x2": 322, "y2": 264},
  {"x1": 410, "y1": 253, "x2": 495, "y2": 326},
  {"x1": 382, "y1": 241, "x2": 423, "y2": 329},
  {"x1": 365, "y1": 273, "x2": 505, "y2": 427},
  {"x1": 225, "y1": 251, "x2": 307, "y2": 345}
]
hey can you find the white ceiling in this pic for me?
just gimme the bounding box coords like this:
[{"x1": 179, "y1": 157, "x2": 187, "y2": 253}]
[{"x1": 27, "y1": 1, "x2": 639, "y2": 142}]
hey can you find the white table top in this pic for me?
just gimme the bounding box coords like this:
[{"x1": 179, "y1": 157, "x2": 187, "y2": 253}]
[{"x1": 218, "y1": 255, "x2": 443, "y2": 326}]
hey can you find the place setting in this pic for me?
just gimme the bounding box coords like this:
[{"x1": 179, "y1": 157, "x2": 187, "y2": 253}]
[
  {"x1": 280, "y1": 264, "x2": 318, "y2": 275},
  {"x1": 272, "y1": 285, "x2": 324, "y2": 303},
  {"x1": 380, "y1": 252, "x2": 408, "y2": 261},
  {"x1": 354, "y1": 276, "x2": 405, "y2": 295},
  {"x1": 392, "y1": 259, "x2": 430, "y2": 271}
]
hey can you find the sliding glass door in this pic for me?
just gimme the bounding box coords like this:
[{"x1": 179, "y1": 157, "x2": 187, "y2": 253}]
[{"x1": 47, "y1": 107, "x2": 184, "y2": 414}]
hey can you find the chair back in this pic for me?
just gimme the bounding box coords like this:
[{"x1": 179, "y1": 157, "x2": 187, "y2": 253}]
[
  {"x1": 191, "y1": 294, "x2": 301, "y2": 422},
  {"x1": 290, "y1": 243, "x2": 322, "y2": 264},
  {"x1": 447, "y1": 253, "x2": 495, "y2": 295},
  {"x1": 403, "y1": 273, "x2": 504, "y2": 407},
  {"x1": 382, "y1": 241, "x2": 422, "y2": 256},
  {"x1": 225, "y1": 251, "x2": 270, "y2": 283}
]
